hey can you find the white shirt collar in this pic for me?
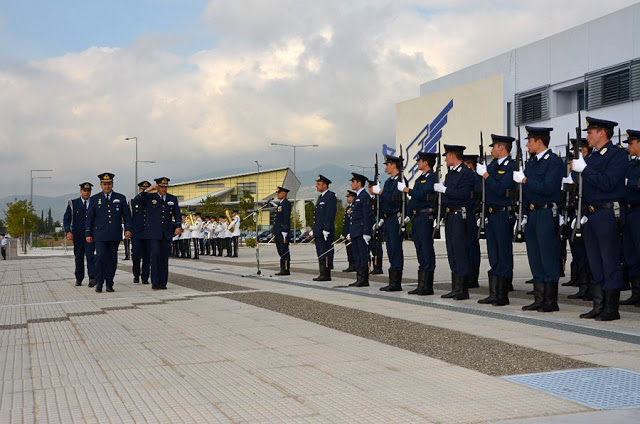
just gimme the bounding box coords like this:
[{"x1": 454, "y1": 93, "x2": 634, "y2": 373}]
[
  {"x1": 536, "y1": 149, "x2": 550, "y2": 160},
  {"x1": 356, "y1": 187, "x2": 365, "y2": 195},
  {"x1": 497, "y1": 155, "x2": 509, "y2": 165}
]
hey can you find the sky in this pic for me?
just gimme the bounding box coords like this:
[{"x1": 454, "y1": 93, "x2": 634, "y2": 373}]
[{"x1": 1, "y1": 0, "x2": 638, "y2": 198}]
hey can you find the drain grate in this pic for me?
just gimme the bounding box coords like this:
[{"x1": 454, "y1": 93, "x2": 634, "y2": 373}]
[{"x1": 504, "y1": 367, "x2": 640, "y2": 410}]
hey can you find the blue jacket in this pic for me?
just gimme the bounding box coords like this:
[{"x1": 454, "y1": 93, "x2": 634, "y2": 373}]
[
  {"x1": 350, "y1": 189, "x2": 373, "y2": 238},
  {"x1": 273, "y1": 198, "x2": 291, "y2": 234},
  {"x1": 342, "y1": 203, "x2": 353, "y2": 237},
  {"x1": 580, "y1": 141, "x2": 628, "y2": 205},
  {"x1": 63, "y1": 197, "x2": 90, "y2": 238},
  {"x1": 485, "y1": 156, "x2": 516, "y2": 207},
  {"x1": 130, "y1": 196, "x2": 146, "y2": 239},
  {"x1": 135, "y1": 191, "x2": 181, "y2": 240},
  {"x1": 442, "y1": 163, "x2": 476, "y2": 209},
  {"x1": 626, "y1": 158, "x2": 640, "y2": 205},
  {"x1": 523, "y1": 149, "x2": 563, "y2": 206},
  {"x1": 313, "y1": 190, "x2": 337, "y2": 235},
  {"x1": 85, "y1": 191, "x2": 132, "y2": 241},
  {"x1": 407, "y1": 170, "x2": 436, "y2": 213},
  {"x1": 380, "y1": 174, "x2": 407, "y2": 215}
]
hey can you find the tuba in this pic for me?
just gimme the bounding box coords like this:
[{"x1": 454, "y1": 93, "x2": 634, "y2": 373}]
[{"x1": 225, "y1": 209, "x2": 235, "y2": 232}]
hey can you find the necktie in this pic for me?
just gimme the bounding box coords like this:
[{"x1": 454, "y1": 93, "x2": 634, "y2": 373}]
[{"x1": 84, "y1": 200, "x2": 87, "y2": 210}]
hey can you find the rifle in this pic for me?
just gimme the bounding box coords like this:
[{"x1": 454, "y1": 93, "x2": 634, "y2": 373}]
[
  {"x1": 560, "y1": 133, "x2": 574, "y2": 242},
  {"x1": 571, "y1": 111, "x2": 583, "y2": 242},
  {"x1": 374, "y1": 153, "x2": 381, "y2": 240},
  {"x1": 398, "y1": 144, "x2": 406, "y2": 236},
  {"x1": 432, "y1": 140, "x2": 443, "y2": 239},
  {"x1": 513, "y1": 126, "x2": 525, "y2": 243},
  {"x1": 477, "y1": 132, "x2": 486, "y2": 240}
]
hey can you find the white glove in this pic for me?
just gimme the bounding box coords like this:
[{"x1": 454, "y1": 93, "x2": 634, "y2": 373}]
[
  {"x1": 476, "y1": 164, "x2": 487, "y2": 176},
  {"x1": 372, "y1": 184, "x2": 382, "y2": 194},
  {"x1": 522, "y1": 215, "x2": 528, "y2": 228},
  {"x1": 476, "y1": 218, "x2": 481, "y2": 227},
  {"x1": 347, "y1": 233, "x2": 351, "y2": 241},
  {"x1": 559, "y1": 215, "x2": 565, "y2": 227},
  {"x1": 513, "y1": 171, "x2": 525, "y2": 184},
  {"x1": 513, "y1": 215, "x2": 527, "y2": 232},
  {"x1": 403, "y1": 216, "x2": 410, "y2": 224},
  {"x1": 434, "y1": 183, "x2": 447, "y2": 193},
  {"x1": 363, "y1": 235, "x2": 371, "y2": 245},
  {"x1": 581, "y1": 216, "x2": 588, "y2": 225},
  {"x1": 396, "y1": 181, "x2": 406, "y2": 192},
  {"x1": 572, "y1": 155, "x2": 587, "y2": 173},
  {"x1": 562, "y1": 176, "x2": 574, "y2": 185},
  {"x1": 571, "y1": 218, "x2": 576, "y2": 229},
  {"x1": 309, "y1": 230, "x2": 313, "y2": 237},
  {"x1": 322, "y1": 230, "x2": 329, "y2": 240},
  {"x1": 625, "y1": 178, "x2": 628, "y2": 185},
  {"x1": 433, "y1": 219, "x2": 440, "y2": 228},
  {"x1": 281, "y1": 232, "x2": 287, "y2": 239}
]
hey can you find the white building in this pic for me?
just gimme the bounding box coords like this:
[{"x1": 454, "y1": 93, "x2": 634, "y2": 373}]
[{"x1": 396, "y1": 3, "x2": 640, "y2": 184}]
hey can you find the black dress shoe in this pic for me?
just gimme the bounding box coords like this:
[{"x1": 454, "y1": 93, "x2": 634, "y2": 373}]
[
  {"x1": 75, "y1": 281, "x2": 82, "y2": 286},
  {"x1": 106, "y1": 287, "x2": 115, "y2": 292},
  {"x1": 152, "y1": 287, "x2": 161, "y2": 290},
  {"x1": 160, "y1": 287, "x2": 167, "y2": 290},
  {"x1": 88, "y1": 280, "x2": 96, "y2": 288},
  {"x1": 95, "y1": 287, "x2": 103, "y2": 293},
  {"x1": 133, "y1": 276, "x2": 140, "y2": 284},
  {"x1": 142, "y1": 280, "x2": 149, "y2": 284}
]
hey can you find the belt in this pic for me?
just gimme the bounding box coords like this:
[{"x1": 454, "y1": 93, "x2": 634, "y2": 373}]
[
  {"x1": 382, "y1": 212, "x2": 399, "y2": 219},
  {"x1": 587, "y1": 202, "x2": 614, "y2": 213},
  {"x1": 528, "y1": 203, "x2": 555, "y2": 211},
  {"x1": 487, "y1": 206, "x2": 512, "y2": 214},
  {"x1": 413, "y1": 208, "x2": 434, "y2": 216},
  {"x1": 445, "y1": 207, "x2": 466, "y2": 216}
]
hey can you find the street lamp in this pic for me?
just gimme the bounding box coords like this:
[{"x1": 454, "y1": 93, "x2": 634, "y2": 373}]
[
  {"x1": 125, "y1": 136, "x2": 155, "y2": 194},
  {"x1": 349, "y1": 164, "x2": 374, "y2": 174},
  {"x1": 271, "y1": 142, "x2": 318, "y2": 243},
  {"x1": 30, "y1": 169, "x2": 53, "y2": 249}
]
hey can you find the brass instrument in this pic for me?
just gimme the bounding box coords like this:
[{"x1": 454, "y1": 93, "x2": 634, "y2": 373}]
[
  {"x1": 185, "y1": 212, "x2": 196, "y2": 227},
  {"x1": 225, "y1": 209, "x2": 236, "y2": 232}
]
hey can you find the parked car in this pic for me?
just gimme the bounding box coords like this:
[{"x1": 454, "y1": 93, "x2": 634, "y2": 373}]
[
  {"x1": 298, "y1": 231, "x2": 313, "y2": 243},
  {"x1": 256, "y1": 230, "x2": 273, "y2": 243},
  {"x1": 287, "y1": 229, "x2": 302, "y2": 243}
]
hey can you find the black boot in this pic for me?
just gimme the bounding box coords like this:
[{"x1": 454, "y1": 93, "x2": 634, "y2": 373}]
[
  {"x1": 478, "y1": 274, "x2": 498, "y2": 304},
  {"x1": 508, "y1": 276, "x2": 514, "y2": 292},
  {"x1": 580, "y1": 284, "x2": 604, "y2": 319},
  {"x1": 568, "y1": 270, "x2": 590, "y2": 300},
  {"x1": 595, "y1": 289, "x2": 621, "y2": 321},
  {"x1": 275, "y1": 259, "x2": 290, "y2": 276},
  {"x1": 321, "y1": 263, "x2": 332, "y2": 281},
  {"x1": 538, "y1": 281, "x2": 559, "y2": 312},
  {"x1": 349, "y1": 268, "x2": 369, "y2": 287},
  {"x1": 342, "y1": 262, "x2": 356, "y2": 272},
  {"x1": 420, "y1": 271, "x2": 434, "y2": 295},
  {"x1": 313, "y1": 263, "x2": 331, "y2": 281},
  {"x1": 562, "y1": 262, "x2": 579, "y2": 286},
  {"x1": 453, "y1": 274, "x2": 469, "y2": 300},
  {"x1": 408, "y1": 270, "x2": 425, "y2": 295},
  {"x1": 467, "y1": 266, "x2": 480, "y2": 289},
  {"x1": 133, "y1": 276, "x2": 140, "y2": 284},
  {"x1": 522, "y1": 281, "x2": 544, "y2": 310},
  {"x1": 620, "y1": 277, "x2": 640, "y2": 305},
  {"x1": 493, "y1": 276, "x2": 510, "y2": 306},
  {"x1": 441, "y1": 272, "x2": 458, "y2": 298},
  {"x1": 380, "y1": 269, "x2": 402, "y2": 292}
]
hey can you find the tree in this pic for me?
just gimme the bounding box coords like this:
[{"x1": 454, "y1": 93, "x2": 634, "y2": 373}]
[
  {"x1": 304, "y1": 201, "x2": 315, "y2": 228},
  {"x1": 198, "y1": 195, "x2": 223, "y2": 219},
  {"x1": 238, "y1": 190, "x2": 255, "y2": 232},
  {"x1": 46, "y1": 207, "x2": 54, "y2": 233},
  {"x1": 4, "y1": 199, "x2": 38, "y2": 246},
  {"x1": 0, "y1": 218, "x2": 5, "y2": 234},
  {"x1": 37, "y1": 210, "x2": 46, "y2": 235}
]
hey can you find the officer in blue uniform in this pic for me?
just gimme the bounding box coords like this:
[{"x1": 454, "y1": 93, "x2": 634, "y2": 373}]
[
  {"x1": 621, "y1": 129, "x2": 640, "y2": 307},
  {"x1": 313, "y1": 175, "x2": 337, "y2": 282},
  {"x1": 63, "y1": 182, "x2": 96, "y2": 286},
  {"x1": 513, "y1": 127, "x2": 563, "y2": 312},
  {"x1": 435, "y1": 145, "x2": 476, "y2": 300},
  {"x1": 348, "y1": 173, "x2": 373, "y2": 287},
  {"x1": 476, "y1": 135, "x2": 516, "y2": 305},
  {"x1": 273, "y1": 186, "x2": 291, "y2": 276},
  {"x1": 85, "y1": 173, "x2": 132, "y2": 293},
  {"x1": 572, "y1": 117, "x2": 628, "y2": 321},
  {"x1": 372, "y1": 156, "x2": 407, "y2": 291},
  {"x1": 463, "y1": 154, "x2": 482, "y2": 289},
  {"x1": 342, "y1": 190, "x2": 356, "y2": 272},
  {"x1": 131, "y1": 180, "x2": 151, "y2": 284},
  {"x1": 397, "y1": 151, "x2": 437, "y2": 295},
  {"x1": 368, "y1": 180, "x2": 384, "y2": 274},
  {"x1": 136, "y1": 177, "x2": 182, "y2": 290}
]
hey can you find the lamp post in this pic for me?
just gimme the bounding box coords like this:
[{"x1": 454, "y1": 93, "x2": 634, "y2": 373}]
[
  {"x1": 349, "y1": 164, "x2": 374, "y2": 174},
  {"x1": 270, "y1": 142, "x2": 318, "y2": 243},
  {"x1": 125, "y1": 136, "x2": 155, "y2": 194},
  {"x1": 30, "y1": 169, "x2": 53, "y2": 249}
]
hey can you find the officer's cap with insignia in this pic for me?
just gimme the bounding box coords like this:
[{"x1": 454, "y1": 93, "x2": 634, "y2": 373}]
[
  {"x1": 583, "y1": 116, "x2": 618, "y2": 131},
  {"x1": 350, "y1": 173, "x2": 368, "y2": 184},
  {"x1": 276, "y1": 186, "x2": 290, "y2": 193},
  {"x1": 442, "y1": 144, "x2": 466, "y2": 156},
  {"x1": 79, "y1": 182, "x2": 93, "y2": 190},
  {"x1": 489, "y1": 134, "x2": 515, "y2": 148},
  {"x1": 524, "y1": 126, "x2": 553, "y2": 139},
  {"x1": 463, "y1": 154, "x2": 479, "y2": 164},
  {"x1": 416, "y1": 151, "x2": 438, "y2": 161},
  {"x1": 346, "y1": 190, "x2": 356, "y2": 197},
  {"x1": 154, "y1": 177, "x2": 170, "y2": 187},
  {"x1": 316, "y1": 174, "x2": 332, "y2": 185},
  {"x1": 137, "y1": 180, "x2": 151, "y2": 189},
  {"x1": 622, "y1": 129, "x2": 640, "y2": 144},
  {"x1": 383, "y1": 154, "x2": 403, "y2": 166},
  {"x1": 98, "y1": 172, "x2": 115, "y2": 183},
  {"x1": 367, "y1": 178, "x2": 376, "y2": 187}
]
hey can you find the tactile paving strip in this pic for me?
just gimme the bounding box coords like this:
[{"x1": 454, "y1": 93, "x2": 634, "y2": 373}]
[{"x1": 504, "y1": 367, "x2": 640, "y2": 410}]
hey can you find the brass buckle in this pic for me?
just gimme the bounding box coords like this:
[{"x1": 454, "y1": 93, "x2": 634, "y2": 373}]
[
  {"x1": 488, "y1": 207, "x2": 494, "y2": 213},
  {"x1": 446, "y1": 207, "x2": 450, "y2": 214},
  {"x1": 413, "y1": 210, "x2": 417, "y2": 215},
  {"x1": 588, "y1": 205, "x2": 595, "y2": 213},
  {"x1": 529, "y1": 204, "x2": 535, "y2": 211}
]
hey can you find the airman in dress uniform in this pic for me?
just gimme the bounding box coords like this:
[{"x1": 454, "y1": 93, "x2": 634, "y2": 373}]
[
  {"x1": 312, "y1": 175, "x2": 337, "y2": 281},
  {"x1": 475, "y1": 135, "x2": 516, "y2": 305},
  {"x1": 136, "y1": 177, "x2": 182, "y2": 290},
  {"x1": 514, "y1": 127, "x2": 564, "y2": 312},
  {"x1": 85, "y1": 173, "x2": 132, "y2": 292},
  {"x1": 347, "y1": 173, "x2": 373, "y2": 287},
  {"x1": 367, "y1": 180, "x2": 384, "y2": 275},
  {"x1": 397, "y1": 151, "x2": 438, "y2": 295},
  {"x1": 572, "y1": 117, "x2": 628, "y2": 321},
  {"x1": 621, "y1": 129, "x2": 640, "y2": 307},
  {"x1": 273, "y1": 186, "x2": 291, "y2": 275},
  {"x1": 63, "y1": 182, "x2": 96, "y2": 286},
  {"x1": 342, "y1": 190, "x2": 356, "y2": 272},
  {"x1": 463, "y1": 154, "x2": 482, "y2": 288},
  {"x1": 131, "y1": 180, "x2": 151, "y2": 284}
]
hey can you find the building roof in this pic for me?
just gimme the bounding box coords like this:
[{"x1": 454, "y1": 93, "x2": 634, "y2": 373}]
[
  {"x1": 172, "y1": 167, "x2": 290, "y2": 187},
  {"x1": 179, "y1": 187, "x2": 233, "y2": 206}
]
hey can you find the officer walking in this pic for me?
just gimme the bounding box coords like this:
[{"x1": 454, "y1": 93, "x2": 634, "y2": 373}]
[
  {"x1": 63, "y1": 182, "x2": 96, "y2": 286},
  {"x1": 397, "y1": 151, "x2": 437, "y2": 295},
  {"x1": 273, "y1": 186, "x2": 291, "y2": 275},
  {"x1": 85, "y1": 173, "x2": 132, "y2": 293},
  {"x1": 136, "y1": 177, "x2": 182, "y2": 290},
  {"x1": 475, "y1": 135, "x2": 516, "y2": 306},
  {"x1": 130, "y1": 181, "x2": 151, "y2": 284},
  {"x1": 513, "y1": 127, "x2": 564, "y2": 312},
  {"x1": 372, "y1": 155, "x2": 407, "y2": 291},
  {"x1": 621, "y1": 129, "x2": 640, "y2": 307},
  {"x1": 435, "y1": 145, "x2": 476, "y2": 300},
  {"x1": 348, "y1": 173, "x2": 373, "y2": 287},
  {"x1": 342, "y1": 190, "x2": 356, "y2": 273},
  {"x1": 572, "y1": 118, "x2": 628, "y2": 321},
  {"x1": 312, "y1": 175, "x2": 337, "y2": 282}
]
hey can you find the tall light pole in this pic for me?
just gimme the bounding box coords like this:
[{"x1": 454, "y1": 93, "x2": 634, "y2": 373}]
[
  {"x1": 30, "y1": 169, "x2": 53, "y2": 249},
  {"x1": 125, "y1": 136, "x2": 155, "y2": 194},
  {"x1": 271, "y1": 142, "x2": 318, "y2": 243},
  {"x1": 349, "y1": 164, "x2": 374, "y2": 174}
]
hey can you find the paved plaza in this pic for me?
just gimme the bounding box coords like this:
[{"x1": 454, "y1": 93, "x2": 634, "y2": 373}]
[{"x1": 1, "y1": 241, "x2": 640, "y2": 423}]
